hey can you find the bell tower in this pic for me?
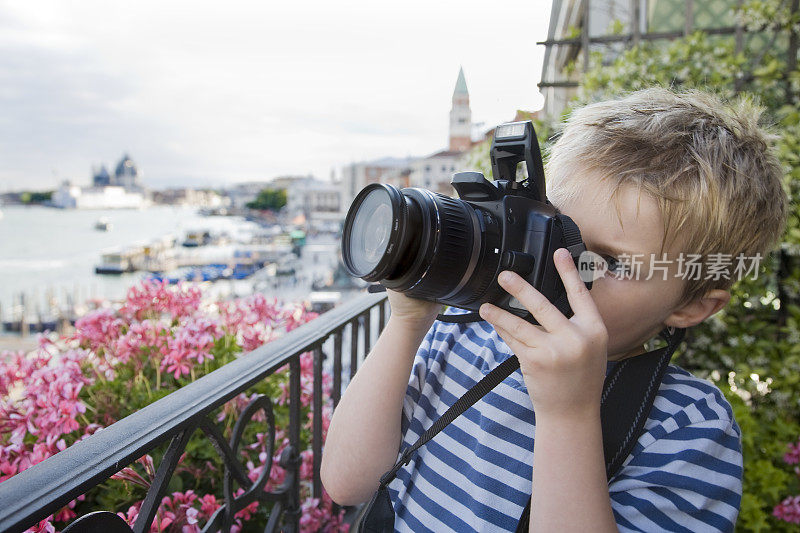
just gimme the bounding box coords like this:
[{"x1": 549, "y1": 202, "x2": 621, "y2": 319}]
[{"x1": 449, "y1": 66, "x2": 472, "y2": 152}]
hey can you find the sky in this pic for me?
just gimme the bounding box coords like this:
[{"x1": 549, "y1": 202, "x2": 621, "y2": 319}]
[{"x1": 0, "y1": 0, "x2": 552, "y2": 191}]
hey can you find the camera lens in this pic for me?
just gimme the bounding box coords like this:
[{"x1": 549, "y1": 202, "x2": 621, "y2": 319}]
[
  {"x1": 342, "y1": 184, "x2": 493, "y2": 304},
  {"x1": 347, "y1": 188, "x2": 393, "y2": 276}
]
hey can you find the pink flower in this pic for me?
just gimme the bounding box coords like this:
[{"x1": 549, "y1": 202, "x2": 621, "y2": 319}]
[
  {"x1": 171, "y1": 489, "x2": 197, "y2": 506},
  {"x1": 199, "y1": 494, "x2": 221, "y2": 516},
  {"x1": 784, "y1": 440, "x2": 800, "y2": 465},
  {"x1": 73, "y1": 308, "x2": 124, "y2": 352},
  {"x1": 185, "y1": 506, "x2": 199, "y2": 525},
  {"x1": 160, "y1": 317, "x2": 222, "y2": 380},
  {"x1": 113, "y1": 319, "x2": 170, "y2": 366},
  {"x1": 120, "y1": 279, "x2": 203, "y2": 322},
  {"x1": 233, "y1": 488, "x2": 259, "y2": 521},
  {"x1": 774, "y1": 494, "x2": 800, "y2": 524},
  {"x1": 117, "y1": 502, "x2": 142, "y2": 527},
  {"x1": 300, "y1": 450, "x2": 315, "y2": 481},
  {"x1": 24, "y1": 518, "x2": 55, "y2": 533}
]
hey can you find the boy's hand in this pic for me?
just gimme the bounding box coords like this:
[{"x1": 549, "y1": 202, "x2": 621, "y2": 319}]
[
  {"x1": 386, "y1": 289, "x2": 442, "y2": 328},
  {"x1": 478, "y1": 248, "x2": 608, "y2": 420}
]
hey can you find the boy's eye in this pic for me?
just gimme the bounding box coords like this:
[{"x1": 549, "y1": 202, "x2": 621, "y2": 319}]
[{"x1": 600, "y1": 254, "x2": 630, "y2": 278}]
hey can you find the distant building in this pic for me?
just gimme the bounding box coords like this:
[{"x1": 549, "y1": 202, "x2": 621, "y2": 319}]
[
  {"x1": 272, "y1": 176, "x2": 343, "y2": 223},
  {"x1": 225, "y1": 181, "x2": 272, "y2": 209},
  {"x1": 409, "y1": 67, "x2": 477, "y2": 194},
  {"x1": 340, "y1": 67, "x2": 478, "y2": 203},
  {"x1": 340, "y1": 157, "x2": 416, "y2": 206},
  {"x1": 151, "y1": 188, "x2": 226, "y2": 207}
]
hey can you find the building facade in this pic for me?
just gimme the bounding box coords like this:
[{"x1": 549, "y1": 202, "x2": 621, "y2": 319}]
[
  {"x1": 408, "y1": 150, "x2": 465, "y2": 196},
  {"x1": 52, "y1": 183, "x2": 146, "y2": 209},
  {"x1": 340, "y1": 157, "x2": 416, "y2": 206},
  {"x1": 540, "y1": 0, "x2": 753, "y2": 118}
]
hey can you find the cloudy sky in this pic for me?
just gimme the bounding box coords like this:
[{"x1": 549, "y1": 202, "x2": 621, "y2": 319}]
[{"x1": 0, "y1": 0, "x2": 552, "y2": 190}]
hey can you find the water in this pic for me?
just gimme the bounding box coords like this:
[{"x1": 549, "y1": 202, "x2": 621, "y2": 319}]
[{"x1": 0, "y1": 205, "x2": 260, "y2": 315}]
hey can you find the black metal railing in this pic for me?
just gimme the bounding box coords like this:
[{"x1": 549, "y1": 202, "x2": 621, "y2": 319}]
[{"x1": 0, "y1": 291, "x2": 389, "y2": 533}]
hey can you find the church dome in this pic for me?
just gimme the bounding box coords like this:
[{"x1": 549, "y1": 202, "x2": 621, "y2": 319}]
[
  {"x1": 93, "y1": 165, "x2": 111, "y2": 186},
  {"x1": 115, "y1": 154, "x2": 139, "y2": 178}
]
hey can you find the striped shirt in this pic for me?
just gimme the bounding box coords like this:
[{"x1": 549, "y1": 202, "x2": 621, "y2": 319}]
[{"x1": 388, "y1": 310, "x2": 743, "y2": 532}]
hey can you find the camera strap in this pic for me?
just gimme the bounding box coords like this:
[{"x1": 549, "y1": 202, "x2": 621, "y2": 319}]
[{"x1": 355, "y1": 323, "x2": 686, "y2": 533}]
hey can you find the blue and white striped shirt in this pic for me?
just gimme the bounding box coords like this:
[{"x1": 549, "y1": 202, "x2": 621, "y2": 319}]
[{"x1": 388, "y1": 310, "x2": 743, "y2": 532}]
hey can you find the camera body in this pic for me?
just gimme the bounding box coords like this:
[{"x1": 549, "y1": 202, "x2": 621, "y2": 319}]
[
  {"x1": 442, "y1": 171, "x2": 589, "y2": 319},
  {"x1": 341, "y1": 120, "x2": 591, "y2": 323}
]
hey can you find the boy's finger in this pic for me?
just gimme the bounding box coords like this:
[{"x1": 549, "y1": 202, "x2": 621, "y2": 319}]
[
  {"x1": 479, "y1": 302, "x2": 547, "y2": 344},
  {"x1": 492, "y1": 322, "x2": 535, "y2": 357},
  {"x1": 554, "y1": 248, "x2": 600, "y2": 318},
  {"x1": 495, "y1": 271, "x2": 570, "y2": 332}
]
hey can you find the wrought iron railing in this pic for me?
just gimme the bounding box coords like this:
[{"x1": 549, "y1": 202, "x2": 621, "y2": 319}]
[{"x1": 0, "y1": 291, "x2": 389, "y2": 533}]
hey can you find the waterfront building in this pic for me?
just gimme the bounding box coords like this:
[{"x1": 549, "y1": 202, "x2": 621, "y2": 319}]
[
  {"x1": 52, "y1": 154, "x2": 149, "y2": 209},
  {"x1": 51, "y1": 182, "x2": 147, "y2": 209},
  {"x1": 151, "y1": 188, "x2": 227, "y2": 207}
]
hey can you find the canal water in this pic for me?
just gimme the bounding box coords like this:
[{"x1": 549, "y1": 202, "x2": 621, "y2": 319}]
[{"x1": 0, "y1": 205, "x2": 261, "y2": 315}]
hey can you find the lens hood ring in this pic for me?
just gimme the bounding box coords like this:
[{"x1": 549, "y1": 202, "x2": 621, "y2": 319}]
[{"x1": 342, "y1": 183, "x2": 408, "y2": 282}]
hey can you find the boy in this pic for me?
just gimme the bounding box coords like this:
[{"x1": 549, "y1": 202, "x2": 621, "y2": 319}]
[{"x1": 321, "y1": 88, "x2": 787, "y2": 531}]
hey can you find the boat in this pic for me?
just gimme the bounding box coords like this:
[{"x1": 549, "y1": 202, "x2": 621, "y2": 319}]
[
  {"x1": 94, "y1": 217, "x2": 112, "y2": 231},
  {"x1": 95, "y1": 249, "x2": 135, "y2": 274},
  {"x1": 181, "y1": 230, "x2": 212, "y2": 247}
]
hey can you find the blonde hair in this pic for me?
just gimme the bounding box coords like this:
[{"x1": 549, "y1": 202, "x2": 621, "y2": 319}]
[{"x1": 545, "y1": 87, "x2": 788, "y2": 307}]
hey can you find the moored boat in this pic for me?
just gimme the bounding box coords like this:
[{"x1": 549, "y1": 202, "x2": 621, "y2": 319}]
[{"x1": 94, "y1": 217, "x2": 112, "y2": 231}]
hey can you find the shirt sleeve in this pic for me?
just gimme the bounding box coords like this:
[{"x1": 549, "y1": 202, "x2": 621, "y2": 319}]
[
  {"x1": 400, "y1": 322, "x2": 437, "y2": 439},
  {"x1": 608, "y1": 415, "x2": 743, "y2": 533}
]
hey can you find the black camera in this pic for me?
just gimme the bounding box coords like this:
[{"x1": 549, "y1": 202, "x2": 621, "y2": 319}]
[{"x1": 340, "y1": 120, "x2": 591, "y2": 323}]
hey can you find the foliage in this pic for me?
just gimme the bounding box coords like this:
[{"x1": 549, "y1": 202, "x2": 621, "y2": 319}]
[
  {"x1": 0, "y1": 279, "x2": 347, "y2": 533},
  {"x1": 19, "y1": 191, "x2": 53, "y2": 205},
  {"x1": 246, "y1": 189, "x2": 287, "y2": 212}
]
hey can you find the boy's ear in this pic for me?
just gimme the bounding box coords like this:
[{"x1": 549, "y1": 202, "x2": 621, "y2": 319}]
[{"x1": 664, "y1": 289, "x2": 731, "y2": 329}]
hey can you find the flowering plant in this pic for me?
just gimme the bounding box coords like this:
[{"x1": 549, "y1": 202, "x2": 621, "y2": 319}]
[
  {"x1": 0, "y1": 279, "x2": 348, "y2": 532},
  {"x1": 774, "y1": 438, "x2": 800, "y2": 525}
]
